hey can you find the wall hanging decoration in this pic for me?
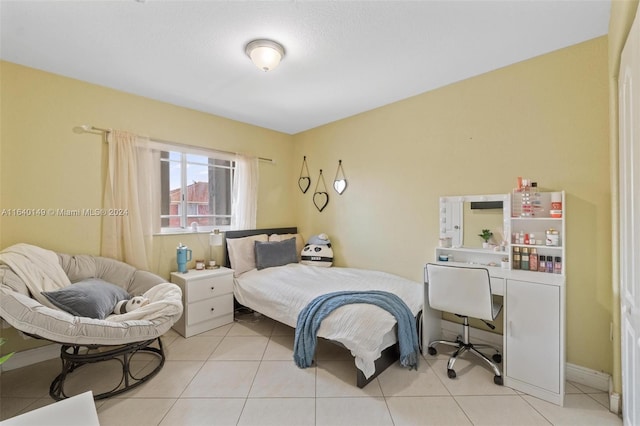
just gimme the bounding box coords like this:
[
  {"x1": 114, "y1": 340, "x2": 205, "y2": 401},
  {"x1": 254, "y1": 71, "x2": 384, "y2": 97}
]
[
  {"x1": 298, "y1": 156, "x2": 311, "y2": 193},
  {"x1": 313, "y1": 169, "x2": 330, "y2": 212},
  {"x1": 333, "y1": 159, "x2": 348, "y2": 195}
]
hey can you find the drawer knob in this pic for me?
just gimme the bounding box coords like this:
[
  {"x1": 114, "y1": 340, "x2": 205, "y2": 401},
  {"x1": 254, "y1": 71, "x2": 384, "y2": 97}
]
[
  {"x1": 211, "y1": 307, "x2": 215, "y2": 311},
  {"x1": 211, "y1": 286, "x2": 215, "y2": 290}
]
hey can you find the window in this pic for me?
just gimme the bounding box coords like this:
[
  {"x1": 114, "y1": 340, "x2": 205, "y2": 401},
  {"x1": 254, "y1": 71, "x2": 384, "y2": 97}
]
[{"x1": 159, "y1": 149, "x2": 235, "y2": 232}]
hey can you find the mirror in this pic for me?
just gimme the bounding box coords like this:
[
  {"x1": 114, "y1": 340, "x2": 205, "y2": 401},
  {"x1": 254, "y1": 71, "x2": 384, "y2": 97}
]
[
  {"x1": 440, "y1": 194, "x2": 509, "y2": 249},
  {"x1": 333, "y1": 160, "x2": 347, "y2": 195}
]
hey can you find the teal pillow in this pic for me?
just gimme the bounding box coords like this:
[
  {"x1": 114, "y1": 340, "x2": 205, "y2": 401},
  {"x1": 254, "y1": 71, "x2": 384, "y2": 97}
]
[
  {"x1": 254, "y1": 238, "x2": 298, "y2": 270},
  {"x1": 42, "y1": 278, "x2": 130, "y2": 319}
]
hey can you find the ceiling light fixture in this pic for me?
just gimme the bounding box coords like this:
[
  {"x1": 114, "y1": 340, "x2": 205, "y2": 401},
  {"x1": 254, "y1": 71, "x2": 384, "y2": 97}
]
[{"x1": 245, "y1": 39, "x2": 285, "y2": 72}]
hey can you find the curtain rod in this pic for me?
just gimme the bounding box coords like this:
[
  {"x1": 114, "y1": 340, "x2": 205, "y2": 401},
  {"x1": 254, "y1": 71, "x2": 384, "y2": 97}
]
[{"x1": 72, "y1": 124, "x2": 275, "y2": 164}]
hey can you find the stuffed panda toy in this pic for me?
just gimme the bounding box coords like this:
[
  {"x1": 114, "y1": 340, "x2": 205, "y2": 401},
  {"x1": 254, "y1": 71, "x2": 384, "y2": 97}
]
[
  {"x1": 113, "y1": 296, "x2": 150, "y2": 315},
  {"x1": 301, "y1": 233, "x2": 334, "y2": 267}
]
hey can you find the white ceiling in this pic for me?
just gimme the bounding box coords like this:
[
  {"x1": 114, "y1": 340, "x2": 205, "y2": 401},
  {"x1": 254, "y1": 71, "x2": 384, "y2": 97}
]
[{"x1": 0, "y1": 1, "x2": 610, "y2": 135}]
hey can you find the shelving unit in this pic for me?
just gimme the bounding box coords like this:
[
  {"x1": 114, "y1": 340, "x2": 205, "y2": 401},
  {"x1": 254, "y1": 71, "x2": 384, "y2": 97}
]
[
  {"x1": 435, "y1": 191, "x2": 565, "y2": 274},
  {"x1": 509, "y1": 191, "x2": 565, "y2": 275},
  {"x1": 429, "y1": 190, "x2": 566, "y2": 406}
]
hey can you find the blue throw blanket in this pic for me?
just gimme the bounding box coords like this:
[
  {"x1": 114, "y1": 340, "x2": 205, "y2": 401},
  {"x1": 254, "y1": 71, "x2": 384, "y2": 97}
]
[{"x1": 293, "y1": 290, "x2": 419, "y2": 371}]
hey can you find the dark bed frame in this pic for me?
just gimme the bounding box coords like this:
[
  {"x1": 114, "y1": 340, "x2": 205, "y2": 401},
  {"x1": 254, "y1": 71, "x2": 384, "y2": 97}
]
[{"x1": 224, "y1": 227, "x2": 409, "y2": 388}]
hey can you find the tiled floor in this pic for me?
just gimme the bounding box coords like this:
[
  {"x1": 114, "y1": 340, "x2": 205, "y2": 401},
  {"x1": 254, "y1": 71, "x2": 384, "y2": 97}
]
[{"x1": 0, "y1": 313, "x2": 623, "y2": 425}]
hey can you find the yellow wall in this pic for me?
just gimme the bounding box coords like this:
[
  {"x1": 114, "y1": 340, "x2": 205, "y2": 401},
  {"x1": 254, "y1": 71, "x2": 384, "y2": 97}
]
[
  {"x1": 293, "y1": 37, "x2": 613, "y2": 374},
  {"x1": 0, "y1": 36, "x2": 614, "y2": 375},
  {"x1": 0, "y1": 61, "x2": 295, "y2": 354}
]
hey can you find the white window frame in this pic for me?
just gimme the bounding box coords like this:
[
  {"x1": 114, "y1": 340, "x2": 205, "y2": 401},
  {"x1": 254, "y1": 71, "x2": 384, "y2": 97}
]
[{"x1": 154, "y1": 140, "x2": 236, "y2": 234}]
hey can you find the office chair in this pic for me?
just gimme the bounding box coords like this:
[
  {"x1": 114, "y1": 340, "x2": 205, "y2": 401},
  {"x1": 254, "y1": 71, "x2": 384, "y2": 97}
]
[{"x1": 425, "y1": 263, "x2": 503, "y2": 385}]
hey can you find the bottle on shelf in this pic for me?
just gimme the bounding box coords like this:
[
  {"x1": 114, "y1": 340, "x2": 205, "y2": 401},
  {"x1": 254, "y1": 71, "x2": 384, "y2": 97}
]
[
  {"x1": 531, "y1": 182, "x2": 543, "y2": 216},
  {"x1": 530, "y1": 248, "x2": 538, "y2": 271},
  {"x1": 539, "y1": 255, "x2": 546, "y2": 272},
  {"x1": 554, "y1": 256, "x2": 562, "y2": 274},
  {"x1": 546, "y1": 256, "x2": 554, "y2": 273},
  {"x1": 521, "y1": 247, "x2": 530, "y2": 270},
  {"x1": 521, "y1": 179, "x2": 532, "y2": 217},
  {"x1": 550, "y1": 192, "x2": 562, "y2": 218},
  {"x1": 513, "y1": 246, "x2": 521, "y2": 269},
  {"x1": 546, "y1": 229, "x2": 560, "y2": 246}
]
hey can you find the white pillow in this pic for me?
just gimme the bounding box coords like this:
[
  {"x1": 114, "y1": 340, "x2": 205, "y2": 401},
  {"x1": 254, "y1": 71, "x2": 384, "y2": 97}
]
[
  {"x1": 269, "y1": 233, "x2": 305, "y2": 261},
  {"x1": 226, "y1": 234, "x2": 268, "y2": 276}
]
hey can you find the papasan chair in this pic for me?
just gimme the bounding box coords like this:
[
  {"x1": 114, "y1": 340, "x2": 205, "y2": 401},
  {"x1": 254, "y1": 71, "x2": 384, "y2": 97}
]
[{"x1": 0, "y1": 243, "x2": 183, "y2": 401}]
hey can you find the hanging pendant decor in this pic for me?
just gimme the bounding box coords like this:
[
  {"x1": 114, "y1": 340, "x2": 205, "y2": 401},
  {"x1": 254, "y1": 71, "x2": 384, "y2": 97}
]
[
  {"x1": 313, "y1": 169, "x2": 330, "y2": 212},
  {"x1": 298, "y1": 156, "x2": 311, "y2": 194},
  {"x1": 333, "y1": 159, "x2": 348, "y2": 195}
]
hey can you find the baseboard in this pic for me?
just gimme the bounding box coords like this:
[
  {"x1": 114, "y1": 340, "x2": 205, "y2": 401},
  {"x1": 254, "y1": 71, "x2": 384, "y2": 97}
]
[
  {"x1": 609, "y1": 377, "x2": 621, "y2": 415},
  {"x1": 0, "y1": 343, "x2": 60, "y2": 372},
  {"x1": 566, "y1": 362, "x2": 610, "y2": 392}
]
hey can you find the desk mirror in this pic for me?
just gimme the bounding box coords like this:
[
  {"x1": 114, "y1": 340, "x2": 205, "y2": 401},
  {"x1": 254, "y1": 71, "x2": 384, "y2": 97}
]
[{"x1": 439, "y1": 194, "x2": 509, "y2": 248}]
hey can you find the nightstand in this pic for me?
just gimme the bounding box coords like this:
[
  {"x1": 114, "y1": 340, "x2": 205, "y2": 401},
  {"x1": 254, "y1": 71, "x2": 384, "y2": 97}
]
[{"x1": 170, "y1": 267, "x2": 234, "y2": 337}]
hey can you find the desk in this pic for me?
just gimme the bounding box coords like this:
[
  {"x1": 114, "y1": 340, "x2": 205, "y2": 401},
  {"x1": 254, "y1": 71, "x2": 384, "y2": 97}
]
[
  {"x1": 0, "y1": 391, "x2": 99, "y2": 426},
  {"x1": 423, "y1": 261, "x2": 566, "y2": 406}
]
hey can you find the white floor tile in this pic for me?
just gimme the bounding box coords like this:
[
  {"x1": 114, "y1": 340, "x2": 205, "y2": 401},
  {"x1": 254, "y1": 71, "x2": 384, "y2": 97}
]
[
  {"x1": 587, "y1": 391, "x2": 611, "y2": 409},
  {"x1": 125, "y1": 360, "x2": 204, "y2": 398},
  {"x1": 228, "y1": 314, "x2": 275, "y2": 337},
  {"x1": 237, "y1": 398, "x2": 315, "y2": 426},
  {"x1": 1, "y1": 328, "x2": 625, "y2": 426},
  {"x1": 97, "y1": 397, "x2": 176, "y2": 426},
  {"x1": 193, "y1": 322, "x2": 233, "y2": 337},
  {"x1": 165, "y1": 336, "x2": 223, "y2": 360},
  {"x1": 386, "y1": 396, "x2": 472, "y2": 426},
  {"x1": 181, "y1": 360, "x2": 260, "y2": 397},
  {"x1": 316, "y1": 396, "x2": 393, "y2": 426},
  {"x1": 456, "y1": 395, "x2": 551, "y2": 425},
  {"x1": 378, "y1": 360, "x2": 450, "y2": 397},
  {"x1": 262, "y1": 334, "x2": 294, "y2": 360},
  {"x1": 159, "y1": 398, "x2": 245, "y2": 426},
  {"x1": 316, "y1": 360, "x2": 383, "y2": 397},
  {"x1": 249, "y1": 360, "x2": 315, "y2": 397},
  {"x1": 570, "y1": 381, "x2": 606, "y2": 394},
  {"x1": 522, "y1": 393, "x2": 623, "y2": 426},
  {"x1": 208, "y1": 336, "x2": 269, "y2": 360},
  {"x1": 429, "y1": 357, "x2": 516, "y2": 396},
  {"x1": 0, "y1": 358, "x2": 58, "y2": 398},
  {"x1": 0, "y1": 398, "x2": 42, "y2": 421}
]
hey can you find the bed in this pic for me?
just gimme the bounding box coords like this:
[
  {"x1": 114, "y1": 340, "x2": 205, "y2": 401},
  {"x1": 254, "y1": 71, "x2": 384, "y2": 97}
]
[{"x1": 224, "y1": 227, "x2": 423, "y2": 387}]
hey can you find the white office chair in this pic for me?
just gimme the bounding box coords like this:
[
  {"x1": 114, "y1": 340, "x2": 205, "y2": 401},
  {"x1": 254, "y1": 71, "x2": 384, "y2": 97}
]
[{"x1": 425, "y1": 263, "x2": 503, "y2": 385}]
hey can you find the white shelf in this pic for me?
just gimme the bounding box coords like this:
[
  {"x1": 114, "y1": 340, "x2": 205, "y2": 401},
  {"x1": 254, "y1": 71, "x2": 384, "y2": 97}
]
[
  {"x1": 440, "y1": 247, "x2": 507, "y2": 255},
  {"x1": 511, "y1": 217, "x2": 562, "y2": 221},
  {"x1": 512, "y1": 244, "x2": 562, "y2": 250}
]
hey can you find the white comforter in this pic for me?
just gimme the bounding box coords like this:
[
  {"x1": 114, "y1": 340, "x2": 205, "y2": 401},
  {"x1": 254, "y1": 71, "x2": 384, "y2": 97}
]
[{"x1": 234, "y1": 264, "x2": 423, "y2": 378}]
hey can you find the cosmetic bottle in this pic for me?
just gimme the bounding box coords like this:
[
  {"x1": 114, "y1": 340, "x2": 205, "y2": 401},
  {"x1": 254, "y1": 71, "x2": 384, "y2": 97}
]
[
  {"x1": 529, "y1": 248, "x2": 538, "y2": 271},
  {"x1": 538, "y1": 255, "x2": 546, "y2": 272}
]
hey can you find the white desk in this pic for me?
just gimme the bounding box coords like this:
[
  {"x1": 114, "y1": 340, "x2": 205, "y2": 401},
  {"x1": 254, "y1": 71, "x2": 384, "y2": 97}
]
[
  {"x1": 423, "y1": 261, "x2": 566, "y2": 406},
  {"x1": 0, "y1": 391, "x2": 100, "y2": 426}
]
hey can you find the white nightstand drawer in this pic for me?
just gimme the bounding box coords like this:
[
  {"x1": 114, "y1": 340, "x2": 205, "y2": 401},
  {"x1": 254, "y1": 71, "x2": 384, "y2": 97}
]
[
  {"x1": 187, "y1": 274, "x2": 233, "y2": 303},
  {"x1": 187, "y1": 293, "x2": 234, "y2": 326}
]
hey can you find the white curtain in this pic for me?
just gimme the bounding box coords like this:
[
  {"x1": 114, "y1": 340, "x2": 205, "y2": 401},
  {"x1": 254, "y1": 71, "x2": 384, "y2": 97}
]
[
  {"x1": 231, "y1": 154, "x2": 258, "y2": 229},
  {"x1": 101, "y1": 130, "x2": 159, "y2": 270}
]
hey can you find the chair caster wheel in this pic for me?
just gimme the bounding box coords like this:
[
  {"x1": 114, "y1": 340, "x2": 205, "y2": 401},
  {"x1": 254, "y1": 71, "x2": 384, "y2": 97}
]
[
  {"x1": 494, "y1": 375, "x2": 503, "y2": 386},
  {"x1": 447, "y1": 369, "x2": 456, "y2": 379},
  {"x1": 492, "y1": 353, "x2": 502, "y2": 363},
  {"x1": 427, "y1": 347, "x2": 437, "y2": 356}
]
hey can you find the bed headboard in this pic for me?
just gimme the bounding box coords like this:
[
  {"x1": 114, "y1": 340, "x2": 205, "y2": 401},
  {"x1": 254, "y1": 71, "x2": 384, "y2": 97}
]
[{"x1": 223, "y1": 227, "x2": 298, "y2": 268}]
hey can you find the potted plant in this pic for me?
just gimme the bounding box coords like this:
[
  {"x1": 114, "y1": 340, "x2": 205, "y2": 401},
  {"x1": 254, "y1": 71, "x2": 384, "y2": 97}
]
[
  {"x1": 478, "y1": 229, "x2": 493, "y2": 248},
  {"x1": 0, "y1": 338, "x2": 14, "y2": 366}
]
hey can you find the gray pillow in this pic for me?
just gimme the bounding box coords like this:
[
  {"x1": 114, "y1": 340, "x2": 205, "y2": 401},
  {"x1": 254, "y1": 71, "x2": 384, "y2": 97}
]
[
  {"x1": 255, "y1": 238, "x2": 298, "y2": 270},
  {"x1": 42, "y1": 278, "x2": 131, "y2": 319}
]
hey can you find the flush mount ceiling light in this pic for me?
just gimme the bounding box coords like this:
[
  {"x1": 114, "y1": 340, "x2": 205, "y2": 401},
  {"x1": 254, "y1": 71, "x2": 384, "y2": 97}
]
[{"x1": 245, "y1": 39, "x2": 285, "y2": 72}]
